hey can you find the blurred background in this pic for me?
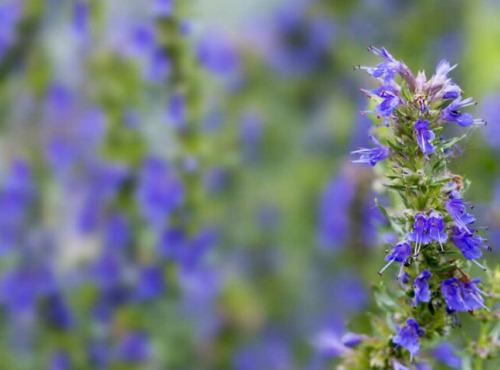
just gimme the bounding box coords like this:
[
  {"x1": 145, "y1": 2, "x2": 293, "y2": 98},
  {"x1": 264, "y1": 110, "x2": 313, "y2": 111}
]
[{"x1": 1, "y1": 0, "x2": 500, "y2": 368}]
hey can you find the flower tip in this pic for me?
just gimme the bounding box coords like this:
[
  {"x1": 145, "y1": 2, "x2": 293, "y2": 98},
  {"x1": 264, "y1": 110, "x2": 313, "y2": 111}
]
[
  {"x1": 377, "y1": 271, "x2": 383, "y2": 276},
  {"x1": 360, "y1": 110, "x2": 365, "y2": 116}
]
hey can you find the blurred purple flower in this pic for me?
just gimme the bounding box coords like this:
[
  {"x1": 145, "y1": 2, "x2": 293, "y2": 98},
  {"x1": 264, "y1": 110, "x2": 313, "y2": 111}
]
[
  {"x1": 433, "y1": 343, "x2": 462, "y2": 369},
  {"x1": 50, "y1": 351, "x2": 71, "y2": 370},
  {"x1": 197, "y1": 30, "x2": 240, "y2": 75},
  {"x1": 115, "y1": 332, "x2": 152, "y2": 363},
  {"x1": 152, "y1": 0, "x2": 173, "y2": 17},
  {"x1": 0, "y1": 160, "x2": 34, "y2": 252},
  {"x1": 441, "y1": 277, "x2": 489, "y2": 312},
  {"x1": 136, "y1": 157, "x2": 184, "y2": 228},
  {"x1": 480, "y1": 93, "x2": 500, "y2": 149},
  {"x1": 0, "y1": 1, "x2": 22, "y2": 60},
  {"x1": 134, "y1": 265, "x2": 165, "y2": 302},
  {"x1": 167, "y1": 92, "x2": 186, "y2": 129},
  {"x1": 240, "y1": 110, "x2": 263, "y2": 162},
  {"x1": 103, "y1": 213, "x2": 131, "y2": 251},
  {"x1": 317, "y1": 171, "x2": 355, "y2": 250}
]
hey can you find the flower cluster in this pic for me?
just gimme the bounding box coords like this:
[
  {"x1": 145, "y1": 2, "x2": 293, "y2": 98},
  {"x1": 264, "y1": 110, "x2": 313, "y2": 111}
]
[{"x1": 348, "y1": 47, "x2": 490, "y2": 366}]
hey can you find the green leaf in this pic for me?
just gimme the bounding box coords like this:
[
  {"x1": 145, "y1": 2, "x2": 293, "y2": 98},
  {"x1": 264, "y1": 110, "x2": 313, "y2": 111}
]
[{"x1": 375, "y1": 198, "x2": 392, "y2": 224}]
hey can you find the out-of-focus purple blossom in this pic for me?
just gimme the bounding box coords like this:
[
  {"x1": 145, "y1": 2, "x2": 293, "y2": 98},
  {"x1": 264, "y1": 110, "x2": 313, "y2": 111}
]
[
  {"x1": 115, "y1": 332, "x2": 152, "y2": 363},
  {"x1": 433, "y1": 343, "x2": 462, "y2": 369},
  {"x1": 0, "y1": 160, "x2": 34, "y2": 252},
  {"x1": 265, "y1": 3, "x2": 335, "y2": 76},
  {"x1": 72, "y1": 1, "x2": 88, "y2": 40},
  {"x1": 204, "y1": 167, "x2": 228, "y2": 195},
  {"x1": 0, "y1": 1, "x2": 22, "y2": 60},
  {"x1": 136, "y1": 157, "x2": 184, "y2": 228},
  {"x1": 414, "y1": 120, "x2": 435, "y2": 155},
  {"x1": 167, "y1": 92, "x2": 186, "y2": 129},
  {"x1": 0, "y1": 265, "x2": 56, "y2": 316},
  {"x1": 480, "y1": 93, "x2": 500, "y2": 149},
  {"x1": 145, "y1": 48, "x2": 170, "y2": 81},
  {"x1": 240, "y1": 110, "x2": 263, "y2": 162},
  {"x1": 234, "y1": 334, "x2": 293, "y2": 370},
  {"x1": 441, "y1": 277, "x2": 489, "y2": 312},
  {"x1": 78, "y1": 163, "x2": 128, "y2": 233},
  {"x1": 157, "y1": 227, "x2": 186, "y2": 260},
  {"x1": 317, "y1": 171, "x2": 355, "y2": 250},
  {"x1": 413, "y1": 269, "x2": 431, "y2": 307},
  {"x1": 197, "y1": 30, "x2": 240, "y2": 75},
  {"x1": 134, "y1": 265, "x2": 165, "y2": 302},
  {"x1": 152, "y1": 0, "x2": 173, "y2": 17},
  {"x1": 44, "y1": 294, "x2": 74, "y2": 330},
  {"x1": 103, "y1": 213, "x2": 131, "y2": 251},
  {"x1": 393, "y1": 318, "x2": 421, "y2": 362},
  {"x1": 50, "y1": 351, "x2": 71, "y2": 370}
]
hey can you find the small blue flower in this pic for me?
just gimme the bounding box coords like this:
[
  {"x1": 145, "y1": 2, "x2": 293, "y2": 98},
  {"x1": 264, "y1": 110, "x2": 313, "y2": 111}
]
[
  {"x1": 136, "y1": 157, "x2": 184, "y2": 228},
  {"x1": 152, "y1": 0, "x2": 172, "y2": 16},
  {"x1": 376, "y1": 90, "x2": 401, "y2": 117},
  {"x1": 427, "y1": 211, "x2": 448, "y2": 251},
  {"x1": 406, "y1": 214, "x2": 430, "y2": 256},
  {"x1": 413, "y1": 269, "x2": 431, "y2": 307},
  {"x1": 441, "y1": 277, "x2": 489, "y2": 312},
  {"x1": 115, "y1": 332, "x2": 152, "y2": 363},
  {"x1": 433, "y1": 343, "x2": 462, "y2": 369},
  {"x1": 379, "y1": 240, "x2": 412, "y2": 278},
  {"x1": 450, "y1": 227, "x2": 489, "y2": 270},
  {"x1": 445, "y1": 191, "x2": 476, "y2": 234},
  {"x1": 197, "y1": 30, "x2": 239, "y2": 75},
  {"x1": 134, "y1": 265, "x2": 165, "y2": 302},
  {"x1": 442, "y1": 97, "x2": 485, "y2": 127},
  {"x1": 414, "y1": 120, "x2": 435, "y2": 155},
  {"x1": 360, "y1": 46, "x2": 404, "y2": 80},
  {"x1": 392, "y1": 318, "x2": 421, "y2": 362},
  {"x1": 167, "y1": 92, "x2": 186, "y2": 129},
  {"x1": 351, "y1": 136, "x2": 390, "y2": 166}
]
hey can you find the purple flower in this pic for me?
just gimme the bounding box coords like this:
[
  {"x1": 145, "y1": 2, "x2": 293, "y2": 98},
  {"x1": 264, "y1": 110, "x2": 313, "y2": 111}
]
[
  {"x1": 427, "y1": 211, "x2": 448, "y2": 251},
  {"x1": 450, "y1": 226, "x2": 489, "y2": 270},
  {"x1": 103, "y1": 213, "x2": 131, "y2": 251},
  {"x1": 134, "y1": 265, "x2": 165, "y2": 302},
  {"x1": 392, "y1": 318, "x2": 421, "y2": 362},
  {"x1": 376, "y1": 90, "x2": 401, "y2": 117},
  {"x1": 44, "y1": 294, "x2": 74, "y2": 330},
  {"x1": 197, "y1": 31, "x2": 240, "y2": 75},
  {"x1": 351, "y1": 136, "x2": 390, "y2": 166},
  {"x1": 413, "y1": 269, "x2": 431, "y2": 307},
  {"x1": 406, "y1": 214, "x2": 430, "y2": 255},
  {"x1": 145, "y1": 48, "x2": 170, "y2": 82},
  {"x1": 317, "y1": 171, "x2": 355, "y2": 250},
  {"x1": 359, "y1": 46, "x2": 404, "y2": 80},
  {"x1": 433, "y1": 343, "x2": 462, "y2": 369},
  {"x1": 50, "y1": 351, "x2": 71, "y2": 370},
  {"x1": 441, "y1": 277, "x2": 488, "y2": 312},
  {"x1": 115, "y1": 332, "x2": 152, "y2": 363},
  {"x1": 379, "y1": 240, "x2": 412, "y2": 277},
  {"x1": 445, "y1": 191, "x2": 476, "y2": 233},
  {"x1": 72, "y1": 1, "x2": 88, "y2": 39},
  {"x1": 136, "y1": 157, "x2": 184, "y2": 228},
  {"x1": 414, "y1": 120, "x2": 435, "y2": 155},
  {"x1": 240, "y1": 110, "x2": 263, "y2": 162},
  {"x1": 442, "y1": 97, "x2": 485, "y2": 127},
  {"x1": 152, "y1": 0, "x2": 172, "y2": 17},
  {"x1": 167, "y1": 92, "x2": 186, "y2": 129}
]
